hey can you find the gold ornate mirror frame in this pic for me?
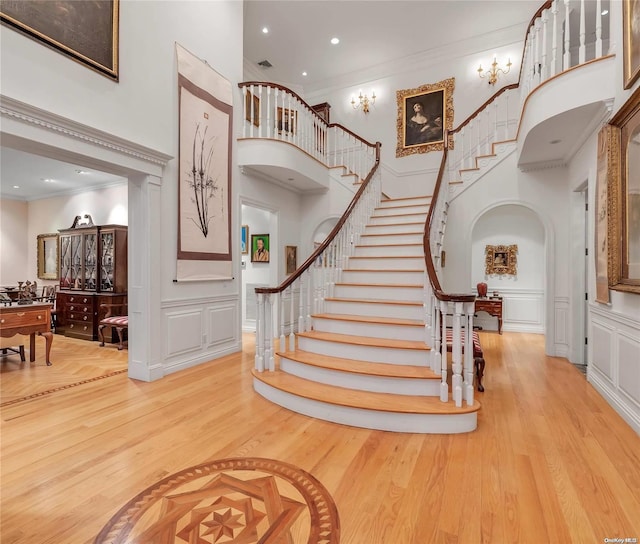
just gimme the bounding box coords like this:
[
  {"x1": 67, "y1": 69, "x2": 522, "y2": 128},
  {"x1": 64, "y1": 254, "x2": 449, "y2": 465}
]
[{"x1": 485, "y1": 244, "x2": 518, "y2": 276}]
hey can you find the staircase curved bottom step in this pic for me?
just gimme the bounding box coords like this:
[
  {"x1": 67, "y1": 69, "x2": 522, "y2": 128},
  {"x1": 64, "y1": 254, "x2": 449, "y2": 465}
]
[{"x1": 253, "y1": 377, "x2": 479, "y2": 434}]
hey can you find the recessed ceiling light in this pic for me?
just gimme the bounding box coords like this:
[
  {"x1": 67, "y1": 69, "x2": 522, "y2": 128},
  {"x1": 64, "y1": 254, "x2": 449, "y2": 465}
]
[
  {"x1": 262, "y1": 27, "x2": 269, "y2": 34},
  {"x1": 550, "y1": 139, "x2": 561, "y2": 144},
  {"x1": 75, "y1": 169, "x2": 89, "y2": 174},
  {"x1": 330, "y1": 37, "x2": 340, "y2": 45},
  {"x1": 42, "y1": 178, "x2": 55, "y2": 183},
  {"x1": 601, "y1": 9, "x2": 608, "y2": 15},
  {"x1": 13, "y1": 185, "x2": 20, "y2": 189},
  {"x1": 302, "y1": 71, "x2": 308, "y2": 76}
]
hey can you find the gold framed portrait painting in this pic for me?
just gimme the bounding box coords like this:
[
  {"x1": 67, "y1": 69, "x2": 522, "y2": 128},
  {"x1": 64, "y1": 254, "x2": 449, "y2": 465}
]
[
  {"x1": 396, "y1": 77, "x2": 455, "y2": 158},
  {"x1": 37, "y1": 233, "x2": 59, "y2": 280},
  {"x1": 485, "y1": 244, "x2": 518, "y2": 276}
]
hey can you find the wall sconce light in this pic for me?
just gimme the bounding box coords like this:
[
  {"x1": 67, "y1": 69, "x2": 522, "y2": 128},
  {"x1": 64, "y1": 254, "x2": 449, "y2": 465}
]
[
  {"x1": 351, "y1": 91, "x2": 376, "y2": 113},
  {"x1": 477, "y1": 56, "x2": 512, "y2": 85}
]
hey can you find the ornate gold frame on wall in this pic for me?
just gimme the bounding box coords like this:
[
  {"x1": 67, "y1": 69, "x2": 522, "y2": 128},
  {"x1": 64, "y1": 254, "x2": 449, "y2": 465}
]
[
  {"x1": 37, "y1": 233, "x2": 59, "y2": 280},
  {"x1": 608, "y1": 86, "x2": 640, "y2": 294},
  {"x1": 485, "y1": 244, "x2": 517, "y2": 276},
  {"x1": 396, "y1": 77, "x2": 455, "y2": 158}
]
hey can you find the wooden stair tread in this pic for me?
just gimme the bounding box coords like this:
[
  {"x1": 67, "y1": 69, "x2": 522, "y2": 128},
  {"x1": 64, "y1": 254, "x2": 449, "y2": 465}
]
[
  {"x1": 325, "y1": 297, "x2": 422, "y2": 306},
  {"x1": 354, "y1": 243, "x2": 422, "y2": 248},
  {"x1": 360, "y1": 232, "x2": 423, "y2": 237},
  {"x1": 335, "y1": 282, "x2": 422, "y2": 288},
  {"x1": 252, "y1": 370, "x2": 480, "y2": 415},
  {"x1": 366, "y1": 221, "x2": 424, "y2": 227},
  {"x1": 312, "y1": 313, "x2": 424, "y2": 327},
  {"x1": 298, "y1": 330, "x2": 429, "y2": 350},
  {"x1": 349, "y1": 255, "x2": 423, "y2": 260},
  {"x1": 381, "y1": 195, "x2": 432, "y2": 202},
  {"x1": 278, "y1": 349, "x2": 439, "y2": 379},
  {"x1": 345, "y1": 268, "x2": 423, "y2": 272},
  {"x1": 375, "y1": 203, "x2": 429, "y2": 210},
  {"x1": 370, "y1": 213, "x2": 426, "y2": 218}
]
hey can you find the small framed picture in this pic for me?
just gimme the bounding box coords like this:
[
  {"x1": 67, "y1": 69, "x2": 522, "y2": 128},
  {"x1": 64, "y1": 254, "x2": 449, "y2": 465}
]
[
  {"x1": 251, "y1": 234, "x2": 270, "y2": 263},
  {"x1": 285, "y1": 245, "x2": 297, "y2": 274},
  {"x1": 245, "y1": 92, "x2": 260, "y2": 127},
  {"x1": 485, "y1": 244, "x2": 518, "y2": 276},
  {"x1": 241, "y1": 225, "x2": 249, "y2": 254},
  {"x1": 37, "y1": 233, "x2": 59, "y2": 280}
]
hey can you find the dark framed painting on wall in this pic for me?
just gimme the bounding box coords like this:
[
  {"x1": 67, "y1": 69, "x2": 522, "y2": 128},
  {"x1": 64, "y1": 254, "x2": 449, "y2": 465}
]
[
  {"x1": 285, "y1": 245, "x2": 297, "y2": 274},
  {"x1": 396, "y1": 77, "x2": 455, "y2": 158},
  {"x1": 0, "y1": 0, "x2": 119, "y2": 80},
  {"x1": 251, "y1": 234, "x2": 270, "y2": 263}
]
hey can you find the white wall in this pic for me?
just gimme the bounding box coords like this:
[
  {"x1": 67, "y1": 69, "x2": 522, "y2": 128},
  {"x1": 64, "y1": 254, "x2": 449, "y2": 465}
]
[
  {"x1": 470, "y1": 204, "x2": 545, "y2": 333},
  {"x1": 0, "y1": 199, "x2": 28, "y2": 286},
  {"x1": 1, "y1": 0, "x2": 245, "y2": 378}
]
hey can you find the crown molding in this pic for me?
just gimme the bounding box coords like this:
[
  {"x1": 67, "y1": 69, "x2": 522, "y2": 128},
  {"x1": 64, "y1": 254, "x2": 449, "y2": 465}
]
[{"x1": 0, "y1": 94, "x2": 173, "y2": 168}]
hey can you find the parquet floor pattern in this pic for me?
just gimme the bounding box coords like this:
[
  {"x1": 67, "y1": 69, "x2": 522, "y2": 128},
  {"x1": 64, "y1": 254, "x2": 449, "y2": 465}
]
[
  {"x1": 1, "y1": 332, "x2": 640, "y2": 544},
  {"x1": 0, "y1": 335, "x2": 127, "y2": 406}
]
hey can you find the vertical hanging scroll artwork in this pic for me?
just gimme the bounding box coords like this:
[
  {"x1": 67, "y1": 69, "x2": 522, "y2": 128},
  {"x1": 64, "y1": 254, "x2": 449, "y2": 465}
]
[{"x1": 176, "y1": 43, "x2": 233, "y2": 281}]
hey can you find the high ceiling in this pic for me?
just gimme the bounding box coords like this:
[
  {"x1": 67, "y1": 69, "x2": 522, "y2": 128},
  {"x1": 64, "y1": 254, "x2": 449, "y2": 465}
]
[
  {"x1": 1, "y1": 1, "x2": 582, "y2": 200},
  {"x1": 243, "y1": 0, "x2": 542, "y2": 92}
]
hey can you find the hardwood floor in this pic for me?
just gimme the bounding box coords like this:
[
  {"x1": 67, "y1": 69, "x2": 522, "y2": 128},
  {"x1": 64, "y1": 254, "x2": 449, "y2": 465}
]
[{"x1": 1, "y1": 332, "x2": 639, "y2": 543}]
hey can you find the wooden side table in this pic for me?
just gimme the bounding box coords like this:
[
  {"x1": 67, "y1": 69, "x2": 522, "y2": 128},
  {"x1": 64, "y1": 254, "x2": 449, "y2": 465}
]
[
  {"x1": 474, "y1": 297, "x2": 503, "y2": 334},
  {"x1": 0, "y1": 303, "x2": 53, "y2": 365}
]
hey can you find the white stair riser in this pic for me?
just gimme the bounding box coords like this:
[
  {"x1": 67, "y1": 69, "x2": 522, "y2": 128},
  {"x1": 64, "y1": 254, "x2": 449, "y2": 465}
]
[
  {"x1": 359, "y1": 233, "x2": 423, "y2": 245},
  {"x1": 298, "y1": 336, "x2": 427, "y2": 365},
  {"x1": 379, "y1": 197, "x2": 431, "y2": 208},
  {"x1": 324, "y1": 299, "x2": 424, "y2": 320},
  {"x1": 334, "y1": 284, "x2": 423, "y2": 302},
  {"x1": 365, "y1": 223, "x2": 423, "y2": 235},
  {"x1": 279, "y1": 358, "x2": 440, "y2": 396},
  {"x1": 353, "y1": 245, "x2": 424, "y2": 258},
  {"x1": 341, "y1": 270, "x2": 424, "y2": 284},
  {"x1": 369, "y1": 214, "x2": 427, "y2": 226},
  {"x1": 253, "y1": 380, "x2": 477, "y2": 434},
  {"x1": 347, "y1": 257, "x2": 424, "y2": 270},
  {"x1": 312, "y1": 317, "x2": 425, "y2": 341},
  {"x1": 373, "y1": 205, "x2": 429, "y2": 216}
]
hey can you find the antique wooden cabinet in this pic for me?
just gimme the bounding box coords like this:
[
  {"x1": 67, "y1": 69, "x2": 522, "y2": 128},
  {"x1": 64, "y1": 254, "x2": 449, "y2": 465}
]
[{"x1": 56, "y1": 216, "x2": 127, "y2": 341}]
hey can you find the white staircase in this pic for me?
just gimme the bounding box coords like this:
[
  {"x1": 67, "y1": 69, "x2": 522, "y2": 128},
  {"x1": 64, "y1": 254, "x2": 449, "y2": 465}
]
[{"x1": 252, "y1": 195, "x2": 481, "y2": 434}]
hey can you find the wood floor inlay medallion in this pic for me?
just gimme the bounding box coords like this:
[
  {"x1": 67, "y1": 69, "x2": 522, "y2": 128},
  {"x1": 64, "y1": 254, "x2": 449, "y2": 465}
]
[{"x1": 95, "y1": 457, "x2": 340, "y2": 544}]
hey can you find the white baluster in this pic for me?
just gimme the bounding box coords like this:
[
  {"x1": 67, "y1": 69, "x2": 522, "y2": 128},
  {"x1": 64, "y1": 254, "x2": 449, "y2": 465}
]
[
  {"x1": 563, "y1": 0, "x2": 571, "y2": 70},
  {"x1": 595, "y1": 0, "x2": 603, "y2": 58},
  {"x1": 541, "y1": 8, "x2": 549, "y2": 82},
  {"x1": 255, "y1": 292, "x2": 264, "y2": 372},
  {"x1": 551, "y1": 0, "x2": 559, "y2": 77},
  {"x1": 265, "y1": 294, "x2": 274, "y2": 371},
  {"x1": 534, "y1": 17, "x2": 542, "y2": 87},
  {"x1": 452, "y1": 302, "x2": 463, "y2": 407},
  {"x1": 298, "y1": 274, "x2": 305, "y2": 333},
  {"x1": 306, "y1": 268, "x2": 312, "y2": 331},
  {"x1": 464, "y1": 302, "x2": 475, "y2": 406},
  {"x1": 289, "y1": 281, "x2": 295, "y2": 351},
  {"x1": 579, "y1": 0, "x2": 586, "y2": 64},
  {"x1": 241, "y1": 86, "x2": 248, "y2": 138},
  {"x1": 439, "y1": 301, "x2": 448, "y2": 402},
  {"x1": 280, "y1": 289, "x2": 286, "y2": 352},
  {"x1": 266, "y1": 86, "x2": 272, "y2": 139}
]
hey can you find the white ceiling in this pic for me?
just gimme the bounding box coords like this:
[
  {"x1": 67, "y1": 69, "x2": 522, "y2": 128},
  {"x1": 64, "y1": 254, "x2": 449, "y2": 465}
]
[{"x1": 1, "y1": 1, "x2": 601, "y2": 200}]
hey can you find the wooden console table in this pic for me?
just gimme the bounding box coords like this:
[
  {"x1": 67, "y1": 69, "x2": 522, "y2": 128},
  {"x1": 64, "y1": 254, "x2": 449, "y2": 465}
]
[
  {"x1": 0, "y1": 303, "x2": 53, "y2": 365},
  {"x1": 475, "y1": 297, "x2": 503, "y2": 334}
]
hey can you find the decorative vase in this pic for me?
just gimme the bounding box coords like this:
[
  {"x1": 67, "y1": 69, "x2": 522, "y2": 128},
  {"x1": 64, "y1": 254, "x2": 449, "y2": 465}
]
[{"x1": 477, "y1": 282, "x2": 488, "y2": 297}]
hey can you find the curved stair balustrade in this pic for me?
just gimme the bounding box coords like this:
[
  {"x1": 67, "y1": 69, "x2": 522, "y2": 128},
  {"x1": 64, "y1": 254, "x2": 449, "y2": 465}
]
[
  {"x1": 423, "y1": 0, "x2": 613, "y2": 407},
  {"x1": 253, "y1": 142, "x2": 382, "y2": 374},
  {"x1": 239, "y1": 82, "x2": 378, "y2": 184}
]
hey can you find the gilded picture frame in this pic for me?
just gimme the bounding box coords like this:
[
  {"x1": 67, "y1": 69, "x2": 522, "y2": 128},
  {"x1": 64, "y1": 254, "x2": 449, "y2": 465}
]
[
  {"x1": 608, "y1": 86, "x2": 640, "y2": 294},
  {"x1": 396, "y1": 77, "x2": 455, "y2": 158},
  {"x1": 0, "y1": 0, "x2": 119, "y2": 80},
  {"x1": 623, "y1": 0, "x2": 640, "y2": 89},
  {"x1": 285, "y1": 245, "x2": 297, "y2": 275},
  {"x1": 245, "y1": 92, "x2": 260, "y2": 127},
  {"x1": 485, "y1": 244, "x2": 518, "y2": 276},
  {"x1": 37, "y1": 233, "x2": 59, "y2": 281}
]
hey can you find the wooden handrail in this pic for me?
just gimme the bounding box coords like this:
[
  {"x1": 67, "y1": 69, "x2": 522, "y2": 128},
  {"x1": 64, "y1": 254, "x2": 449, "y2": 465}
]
[
  {"x1": 425, "y1": 0, "x2": 551, "y2": 304},
  {"x1": 256, "y1": 141, "x2": 381, "y2": 295}
]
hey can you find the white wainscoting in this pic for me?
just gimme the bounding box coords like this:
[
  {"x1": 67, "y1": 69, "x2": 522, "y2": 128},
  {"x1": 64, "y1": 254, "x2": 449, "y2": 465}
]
[
  {"x1": 553, "y1": 296, "x2": 570, "y2": 357},
  {"x1": 162, "y1": 294, "x2": 241, "y2": 375},
  {"x1": 589, "y1": 306, "x2": 640, "y2": 435},
  {"x1": 474, "y1": 289, "x2": 544, "y2": 334}
]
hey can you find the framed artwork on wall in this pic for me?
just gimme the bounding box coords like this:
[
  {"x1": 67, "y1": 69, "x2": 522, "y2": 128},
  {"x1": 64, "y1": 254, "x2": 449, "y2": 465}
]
[
  {"x1": 285, "y1": 245, "x2": 297, "y2": 274},
  {"x1": 241, "y1": 225, "x2": 249, "y2": 254},
  {"x1": 251, "y1": 234, "x2": 270, "y2": 263},
  {"x1": 623, "y1": 0, "x2": 640, "y2": 89},
  {"x1": 396, "y1": 77, "x2": 455, "y2": 158},
  {"x1": 245, "y1": 92, "x2": 259, "y2": 127},
  {"x1": 37, "y1": 233, "x2": 59, "y2": 280},
  {"x1": 276, "y1": 107, "x2": 297, "y2": 135},
  {"x1": 485, "y1": 244, "x2": 518, "y2": 276},
  {"x1": 0, "y1": 0, "x2": 119, "y2": 80}
]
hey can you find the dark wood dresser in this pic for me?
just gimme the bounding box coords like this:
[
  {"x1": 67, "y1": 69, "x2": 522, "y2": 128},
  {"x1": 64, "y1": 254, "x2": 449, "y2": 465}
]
[
  {"x1": 56, "y1": 292, "x2": 126, "y2": 341},
  {"x1": 474, "y1": 297, "x2": 503, "y2": 334}
]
